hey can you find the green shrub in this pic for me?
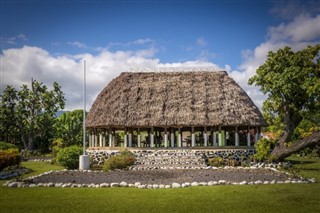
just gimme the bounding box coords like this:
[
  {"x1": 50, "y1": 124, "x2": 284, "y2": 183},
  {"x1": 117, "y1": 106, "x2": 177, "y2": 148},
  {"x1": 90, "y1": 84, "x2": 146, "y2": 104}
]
[
  {"x1": 207, "y1": 157, "x2": 224, "y2": 167},
  {"x1": 297, "y1": 145, "x2": 320, "y2": 158},
  {"x1": 0, "y1": 148, "x2": 21, "y2": 171},
  {"x1": 50, "y1": 138, "x2": 64, "y2": 164},
  {"x1": 0, "y1": 142, "x2": 18, "y2": 150},
  {"x1": 102, "y1": 150, "x2": 136, "y2": 172},
  {"x1": 253, "y1": 138, "x2": 275, "y2": 162},
  {"x1": 56, "y1": 145, "x2": 82, "y2": 169}
]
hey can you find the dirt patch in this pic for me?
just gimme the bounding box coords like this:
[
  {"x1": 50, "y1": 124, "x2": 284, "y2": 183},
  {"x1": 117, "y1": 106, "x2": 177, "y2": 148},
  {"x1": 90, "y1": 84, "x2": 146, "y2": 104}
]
[{"x1": 25, "y1": 168, "x2": 292, "y2": 185}]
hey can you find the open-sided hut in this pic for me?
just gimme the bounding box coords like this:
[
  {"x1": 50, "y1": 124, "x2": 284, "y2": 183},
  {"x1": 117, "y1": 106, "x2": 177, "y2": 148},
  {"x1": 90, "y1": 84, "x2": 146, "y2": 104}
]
[{"x1": 86, "y1": 70, "x2": 266, "y2": 149}]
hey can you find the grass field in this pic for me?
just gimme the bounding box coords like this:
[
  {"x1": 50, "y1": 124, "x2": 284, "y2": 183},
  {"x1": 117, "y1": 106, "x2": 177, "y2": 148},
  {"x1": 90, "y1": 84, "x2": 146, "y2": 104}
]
[{"x1": 1, "y1": 157, "x2": 320, "y2": 213}]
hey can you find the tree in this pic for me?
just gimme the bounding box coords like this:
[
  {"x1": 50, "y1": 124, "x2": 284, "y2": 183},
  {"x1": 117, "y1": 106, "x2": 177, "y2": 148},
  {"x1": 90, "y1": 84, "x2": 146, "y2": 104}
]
[
  {"x1": 249, "y1": 45, "x2": 320, "y2": 161},
  {"x1": 0, "y1": 86, "x2": 19, "y2": 144},
  {"x1": 0, "y1": 79, "x2": 65, "y2": 151},
  {"x1": 55, "y1": 109, "x2": 85, "y2": 147}
]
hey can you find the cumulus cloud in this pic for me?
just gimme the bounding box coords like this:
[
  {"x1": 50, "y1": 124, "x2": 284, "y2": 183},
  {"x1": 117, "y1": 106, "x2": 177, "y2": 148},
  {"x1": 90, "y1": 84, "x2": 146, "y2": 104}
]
[
  {"x1": 268, "y1": 14, "x2": 320, "y2": 42},
  {"x1": 0, "y1": 45, "x2": 221, "y2": 110},
  {"x1": 228, "y1": 5, "x2": 320, "y2": 110}
]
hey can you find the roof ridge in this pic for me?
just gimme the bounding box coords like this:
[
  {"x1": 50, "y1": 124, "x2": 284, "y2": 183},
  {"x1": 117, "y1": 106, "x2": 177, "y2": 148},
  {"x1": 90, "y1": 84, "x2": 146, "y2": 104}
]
[{"x1": 127, "y1": 67, "x2": 225, "y2": 73}]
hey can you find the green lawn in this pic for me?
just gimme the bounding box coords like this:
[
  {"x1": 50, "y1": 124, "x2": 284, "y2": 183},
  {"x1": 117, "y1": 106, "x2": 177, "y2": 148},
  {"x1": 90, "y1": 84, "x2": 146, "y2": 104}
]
[{"x1": 1, "y1": 158, "x2": 320, "y2": 213}]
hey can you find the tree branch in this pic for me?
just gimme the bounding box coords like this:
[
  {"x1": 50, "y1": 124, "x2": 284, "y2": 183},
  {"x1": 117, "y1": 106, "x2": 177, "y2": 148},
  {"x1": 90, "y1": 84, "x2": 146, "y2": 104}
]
[{"x1": 271, "y1": 131, "x2": 320, "y2": 161}]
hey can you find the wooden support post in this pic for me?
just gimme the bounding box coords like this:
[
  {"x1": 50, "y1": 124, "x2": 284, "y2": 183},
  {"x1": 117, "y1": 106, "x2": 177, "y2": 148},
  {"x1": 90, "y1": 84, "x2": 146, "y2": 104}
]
[
  {"x1": 212, "y1": 127, "x2": 216, "y2": 146},
  {"x1": 164, "y1": 128, "x2": 168, "y2": 147},
  {"x1": 247, "y1": 126, "x2": 251, "y2": 147},
  {"x1": 128, "y1": 129, "x2": 132, "y2": 147},
  {"x1": 218, "y1": 126, "x2": 222, "y2": 146},
  {"x1": 109, "y1": 130, "x2": 113, "y2": 147},
  {"x1": 124, "y1": 129, "x2": 127, "y2": 147},
  {"x1": 178, "y1": 128, "x2": 182, "y2": 147},
  {"x1": 99, "y1": 133, "x2": 103, "y2": 147},
  {"x1": 191, "y1": 127, "x2": 195, "y2": 147},
  {"x1": 170, "y1": 128, "x2": 175, "y2": 147},
  {"x1": 88, "y1": 133, "x2": 92, "y2": 147},
  {"x1": 150, "y1": 127, "x2": 154, "y2": 147},
  {"x1": 94, "y1": 133, "x2": 98, "y2": 147},
  {"x1": 204, "y1": 127, "x2": 208, "y2": 147},
  {"x1": 137, "y1": 128, "x2": 141, "y2": 148},
  {"x1": 102, "y1": 132, "x2": 106, "y2": 147},
  {"x1": 235, "y1": 126, "x2": 239, "y2": 146}
]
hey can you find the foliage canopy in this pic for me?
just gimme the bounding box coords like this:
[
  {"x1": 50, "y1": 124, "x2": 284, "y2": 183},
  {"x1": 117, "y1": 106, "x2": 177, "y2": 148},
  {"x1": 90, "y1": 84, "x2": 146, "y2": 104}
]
[
  {"x1": 0, "y1": 80, "x2": 65, "y2": 151},
  {"x1": 249, "y1": 45, "x2": 320, "y2": 161}
]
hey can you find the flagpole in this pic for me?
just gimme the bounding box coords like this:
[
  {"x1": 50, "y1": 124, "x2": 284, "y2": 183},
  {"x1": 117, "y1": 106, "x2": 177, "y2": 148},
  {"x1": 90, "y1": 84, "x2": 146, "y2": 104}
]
[
  {"x1": 79, "y1": 60, "x2": 89, "y2": 170},
  {"x1": 83, "y1": 60, "x2": 86, "y2": 155}
]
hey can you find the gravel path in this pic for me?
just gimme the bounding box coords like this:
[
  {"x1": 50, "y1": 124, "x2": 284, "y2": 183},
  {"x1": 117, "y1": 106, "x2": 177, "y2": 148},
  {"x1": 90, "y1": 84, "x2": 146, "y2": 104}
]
[{"x1": 26, "y1": 168, "x2": 291, "y2": 185}]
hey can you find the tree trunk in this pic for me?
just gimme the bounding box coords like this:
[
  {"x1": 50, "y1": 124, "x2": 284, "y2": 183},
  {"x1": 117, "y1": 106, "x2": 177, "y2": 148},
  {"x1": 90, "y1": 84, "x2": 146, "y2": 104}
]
[
  {"x1": 271, "y1": 111, "x2": 303, "y2": 161},
  {"x1": 271, "y1": 131, "x2": 320, "y2": 161}
]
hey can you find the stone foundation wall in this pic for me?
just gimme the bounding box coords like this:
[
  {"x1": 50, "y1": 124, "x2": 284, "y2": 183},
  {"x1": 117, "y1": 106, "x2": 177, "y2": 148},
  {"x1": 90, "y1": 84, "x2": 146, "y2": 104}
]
[{"x1": 87, "y1": 149, "x2": 256, "y2": 167}]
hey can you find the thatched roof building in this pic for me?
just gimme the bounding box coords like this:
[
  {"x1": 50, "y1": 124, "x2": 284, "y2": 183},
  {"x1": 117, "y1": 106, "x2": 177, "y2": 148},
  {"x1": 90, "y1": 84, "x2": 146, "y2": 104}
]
[
  {"x1": 86, "y1": 70, "x2": 266, "y2": 148},
  {"x1": 87, "y1": 71, "x2": 266, "y2": 129}
]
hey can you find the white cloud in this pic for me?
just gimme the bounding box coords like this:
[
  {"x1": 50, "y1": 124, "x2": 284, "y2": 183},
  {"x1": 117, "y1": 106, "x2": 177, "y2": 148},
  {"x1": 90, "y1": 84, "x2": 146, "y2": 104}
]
[
  {"x1": 0, "y1": 45, "x2": 221, "y2": 111},
  {"x1": 268, "y1": 14, "x2": 320, "y2": 42},
  {"x1": 227, "y1": 8, "x2": 320, "y2": 110}
]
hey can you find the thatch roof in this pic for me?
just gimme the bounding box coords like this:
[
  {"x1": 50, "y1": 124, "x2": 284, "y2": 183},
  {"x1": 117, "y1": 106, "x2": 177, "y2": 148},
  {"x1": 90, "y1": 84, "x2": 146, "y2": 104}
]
[{"x1": 86, "y1": 71, "x2": 266, "y2": 129}]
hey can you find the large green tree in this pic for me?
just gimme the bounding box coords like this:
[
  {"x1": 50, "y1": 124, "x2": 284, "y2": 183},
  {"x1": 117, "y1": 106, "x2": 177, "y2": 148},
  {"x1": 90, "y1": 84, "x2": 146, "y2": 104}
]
[
  {"x1": 0, "y1": 86, "x2": 19, "y2": 144},
  {"x1": 249, "y1": 45, "x2": 320, "y2": 161},
  {"x1": 0, "y1": 79, "x2": 65, "y2": 151},
  {"x1": 55, "y1": 109, "x2": 85, "y2": 147}
]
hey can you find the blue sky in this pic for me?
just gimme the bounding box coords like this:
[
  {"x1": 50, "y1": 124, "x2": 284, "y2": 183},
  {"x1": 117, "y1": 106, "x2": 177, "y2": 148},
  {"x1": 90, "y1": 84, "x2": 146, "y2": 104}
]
[{"x1": 1, "y1": 0, "x2": 320, "y2": 110}]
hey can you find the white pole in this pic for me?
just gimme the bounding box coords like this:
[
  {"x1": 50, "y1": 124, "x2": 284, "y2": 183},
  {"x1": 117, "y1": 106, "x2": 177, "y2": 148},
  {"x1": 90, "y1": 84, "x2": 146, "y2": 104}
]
[
  {"x1": 80, "y1": 60, "x2": 90, "y2": 170},
  {"x1": 83, "y1": 60, "x2": 86, "y2": 155}
]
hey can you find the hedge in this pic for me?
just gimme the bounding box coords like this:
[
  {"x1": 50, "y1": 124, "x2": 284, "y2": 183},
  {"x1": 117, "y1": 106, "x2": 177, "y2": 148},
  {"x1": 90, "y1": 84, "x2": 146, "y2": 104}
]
[{"x1": 0, "y1": 149, "x2": 21, "y2": 171}]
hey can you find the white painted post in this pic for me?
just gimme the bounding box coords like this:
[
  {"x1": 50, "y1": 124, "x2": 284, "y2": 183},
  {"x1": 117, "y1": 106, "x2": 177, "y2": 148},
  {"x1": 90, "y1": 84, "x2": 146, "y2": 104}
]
[
  {"x1": 88, "y1": 134, "x2": 92, "y2": 147},
  {"x1": 109, "y1": 131, "x2": 113, "y2": 147},
  {"x1": 218, "y1": 126, "x2": 222, "y2": 147},
  {"x1": 90, "y1": 134, "x2": 93, "y2": 147},
  {"x1": 99, "y1": 133, "x2": 103, "y2": 147},
  {"x1": 170, "y1": 128, "x2": 175, "y2": 147},
  {"x1": 178, "y1": 128, "x2": 182, "y2": 147},
  {"x1": 124, "y1": 130, "x2": 127, "y2": 147},
  {"x1": 247, "y1": 126, "x2": 251, "y2": 147},
  {"x1": 94, "y1": 134, "x2": 98, "y2": 147},
  {"x1": 102, "y1": 133, "x2": 106, "y2": 147},
  {"x1": 137, "y1": 129, "x2": 141, "y2": 148},
  {"x1": 204, "y1": 127, "x2": 208, "y2": 147},
  {"x1": 191, "y1": 127, "x2": 195, "y2": 147},
  {"x1": 164, "y1": 128, "x2": 168, "y2": 147},
  {"x1": 150, "y1": 127, "x2": 154, "y2": 147},
  {"x1": 235, "y1": 126, "x2": 239, "y2": 147},
  {"x1": 128, "y1": 131, "x2": 132, "y2": 147}
]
